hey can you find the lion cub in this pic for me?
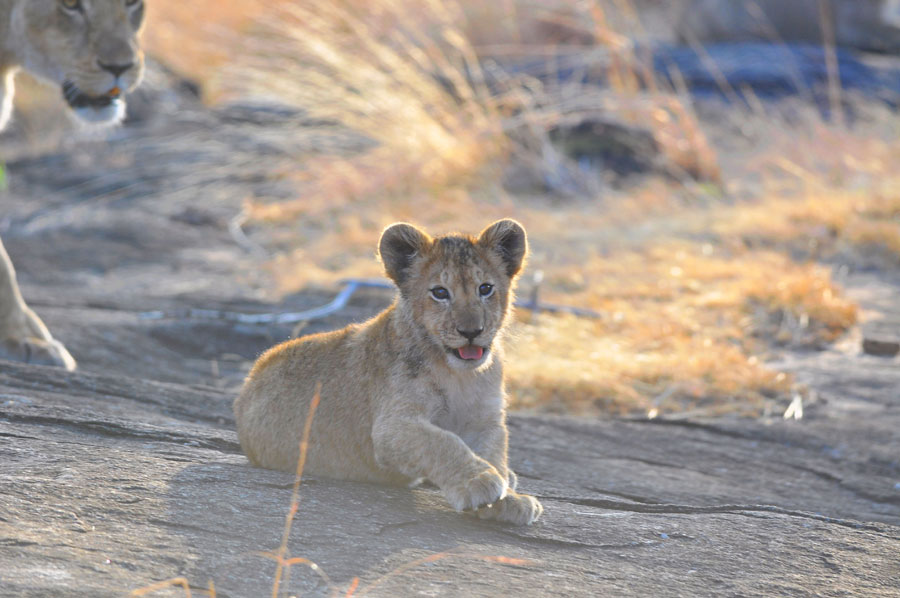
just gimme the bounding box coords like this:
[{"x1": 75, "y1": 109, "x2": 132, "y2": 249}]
[{"x1": 234, "y1": 220, "x2": 543, "y2": 525}]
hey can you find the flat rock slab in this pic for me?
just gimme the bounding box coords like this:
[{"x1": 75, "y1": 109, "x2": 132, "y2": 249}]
[
  {"x1": 1, "y1": 63, "x2": 899, "y2": 597},
  {"x1": 2, "y1": 359, "x2": 899, "y2": 598}
]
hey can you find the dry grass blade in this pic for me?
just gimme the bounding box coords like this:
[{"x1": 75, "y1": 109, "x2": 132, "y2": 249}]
[
  {"x1": 817, "y1": 0, "x2": 844, "y2": 128},
  {"x1": 270, "y1": 383, "x2": 323, "y2": 598},
  {"x1": 255, "y1": 550, "x2": 335, "y2": 594},
  {"x1": 131, "y1": 577, "x2": 200, "y2": 597}
]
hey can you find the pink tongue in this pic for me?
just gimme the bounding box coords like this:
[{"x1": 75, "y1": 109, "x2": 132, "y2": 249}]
[{"x1": 458, "y1": 345, "x2": 484, "y2": 360}]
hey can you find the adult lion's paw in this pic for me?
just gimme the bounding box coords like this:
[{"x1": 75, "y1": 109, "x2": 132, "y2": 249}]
[
  {"x1": 0, "y1": 336, "x2": 76, "y2": 371},
  {"x1": 476, "y1": 491, "x2": 543, "y2": 526},
  {"x1": 444, "y1": 468, "x2": 508, "y2": 512}
]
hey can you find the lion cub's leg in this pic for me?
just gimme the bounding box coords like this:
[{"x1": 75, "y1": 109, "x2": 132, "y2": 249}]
[
  {"x1": 468, "y1": 423, "x2": 543, "y2": 525},
  {"x1": 373, "y1": 415, "x2": 509, "y2": 512},
  {"x1": 467, "y1": 423, "x2": 512, "y2": 486},
  {"x1": 0, "y1": 236, "x2": 76, "y2": 370}
]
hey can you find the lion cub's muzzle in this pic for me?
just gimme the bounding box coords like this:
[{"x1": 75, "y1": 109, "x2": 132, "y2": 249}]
[{"x1": 447, "y1": 326, "x2": 492, "y2": 363}]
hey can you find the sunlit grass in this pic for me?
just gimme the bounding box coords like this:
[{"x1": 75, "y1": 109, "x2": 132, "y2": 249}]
[
  {"x1": 504, "y1": 242, "x2": 855, "y2": 416},
  {"x1": 713, "y1": 187, "x2": 900, "y2": 269},
  {"x1": 231, "y1": 0, "x2": 508, "y2": 222}
]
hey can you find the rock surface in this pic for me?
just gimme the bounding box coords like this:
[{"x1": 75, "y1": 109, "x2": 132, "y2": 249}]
[
  {"x1": 2, "y1": 349, "x2": 900, "y2": 598},
  {"x1": 1, "y1": 65, "x2": 899, "y2": 598}
]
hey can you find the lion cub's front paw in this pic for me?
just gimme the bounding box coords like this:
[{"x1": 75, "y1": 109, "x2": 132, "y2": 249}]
[
  {"x1": 444, "y1": 468, "x2": 508, "y2": 512},
  {"x1": 476, "y1": 491, "x2": 543, "y2": 526}
]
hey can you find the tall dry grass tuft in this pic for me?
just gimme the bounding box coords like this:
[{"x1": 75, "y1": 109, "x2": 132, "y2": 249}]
[
  {"x1": 232, "y1": 0, "x2": 508, "y2": 222},
  {"x1": 219, "y1": 0, "x2": 720, "y2": 221}
]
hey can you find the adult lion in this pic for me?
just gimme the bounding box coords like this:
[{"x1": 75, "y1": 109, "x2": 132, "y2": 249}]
[{"x1": 0, "y1": 0, "x2": 146, "y2": 369}]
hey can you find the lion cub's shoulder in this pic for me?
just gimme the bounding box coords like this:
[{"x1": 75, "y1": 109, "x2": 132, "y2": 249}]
[{"x1": 248, "y1": 325, "x2": 355, "y2": 380}]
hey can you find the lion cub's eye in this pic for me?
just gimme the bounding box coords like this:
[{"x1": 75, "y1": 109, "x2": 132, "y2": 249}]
[
  {"x1": 478, "y1": 283, "x2": 494, "y2": 297},
  {"x1": 60, "y1": 0, "x2": 82, "y2": 11},
  {"x1": 430, "y1": 287, "x2": 450, "y2": 301}
]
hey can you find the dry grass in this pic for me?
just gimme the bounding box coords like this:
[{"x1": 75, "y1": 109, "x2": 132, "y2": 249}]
[
  {"x1": 712, "y1": 181, "x2": 900, "y2": 270},
  {"x1": 148, "y1": 0, "x2": 718, "y2": 201},
  {"x1": 505, "y1": 244, "x2": 856, "y2": 415},
  {"x1": 140, "y1": 1, "x2": 900, "y2": 417},
  {"x1": 143, "y1": 0, "x2": 266, "y2": 100},
  {"x1": 233, "y1": 0, "x2": 507, "y2": 221}
]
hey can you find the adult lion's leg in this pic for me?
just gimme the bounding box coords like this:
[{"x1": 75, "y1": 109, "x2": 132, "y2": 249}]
[
  {"x1": 0, "y1": 235, "x2": 76, "y2": 370},
  {"x1": 0, "y1": 70, "x2": 13, "y2": 132}
]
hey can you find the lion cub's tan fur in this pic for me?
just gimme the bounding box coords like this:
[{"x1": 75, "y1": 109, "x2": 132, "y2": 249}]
[{"x1": 235, "y1": 220, "x2": 543, "y2": 525}]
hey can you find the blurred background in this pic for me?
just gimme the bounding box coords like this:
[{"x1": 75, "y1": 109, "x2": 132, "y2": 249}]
[{"x1": 2, "y1": 0, "x2": 899, "y2": 418}]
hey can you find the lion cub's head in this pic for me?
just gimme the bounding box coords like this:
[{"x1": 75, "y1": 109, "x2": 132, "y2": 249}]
[
  {"x1": 11, "y1": 0, "x2": 145, "y2": 124},
  {"x1": 379, "y1": 219, "x2": 527, "y2": 371}
]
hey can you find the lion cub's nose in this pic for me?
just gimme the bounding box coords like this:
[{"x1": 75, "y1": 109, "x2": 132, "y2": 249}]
[{"x1": 456, "y1": 327, "x2": 484, "y2": 342}]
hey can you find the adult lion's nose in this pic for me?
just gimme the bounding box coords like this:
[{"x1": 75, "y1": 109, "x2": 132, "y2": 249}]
[{"x1": 97, "y1": 61, "x2": 134, "y2": 78}]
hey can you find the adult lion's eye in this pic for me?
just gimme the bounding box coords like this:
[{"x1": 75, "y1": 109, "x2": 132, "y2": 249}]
[
  {"x1": 478, "y1": 283, "x2": 494, "y2": 297},
  {"x1": 60, "y1": 0, "x2": 82, "y2": 11},
  {"x1": 430, "y1": 287, "x2": 450, "y2": 301}
]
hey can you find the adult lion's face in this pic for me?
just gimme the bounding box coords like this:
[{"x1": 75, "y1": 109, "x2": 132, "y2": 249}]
[{"x1": 12, "y1": 0, "x2": 145, "y2": 124}]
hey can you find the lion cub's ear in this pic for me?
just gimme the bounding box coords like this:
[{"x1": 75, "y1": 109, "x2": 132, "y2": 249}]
[
  {"x1": 379, "y1": 223, "x2": 433, "y2": 286},
  {"x1": 478, "y1": 219, "x2": 528, "y2": 278}
]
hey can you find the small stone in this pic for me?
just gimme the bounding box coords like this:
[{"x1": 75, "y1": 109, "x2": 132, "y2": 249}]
[{"x1": 862, "y1": 337, "x2": 900, "y2": 357}]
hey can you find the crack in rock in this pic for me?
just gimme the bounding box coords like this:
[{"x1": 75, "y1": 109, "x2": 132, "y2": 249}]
[
  {"x1": 0, "y1": 410, "x2": 241, "y2": 453},
  {"x1": 539, "y1": 495, "x2": 897, "y2": 535}
]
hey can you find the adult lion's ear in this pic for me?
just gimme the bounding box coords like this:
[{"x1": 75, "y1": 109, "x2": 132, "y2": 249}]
[
  {"x1": 478, "y1": 219, "x2": 527, "y2": 278},
  {"x1": 378, "y1": 223, "x2": 432, "y2": 286}
]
